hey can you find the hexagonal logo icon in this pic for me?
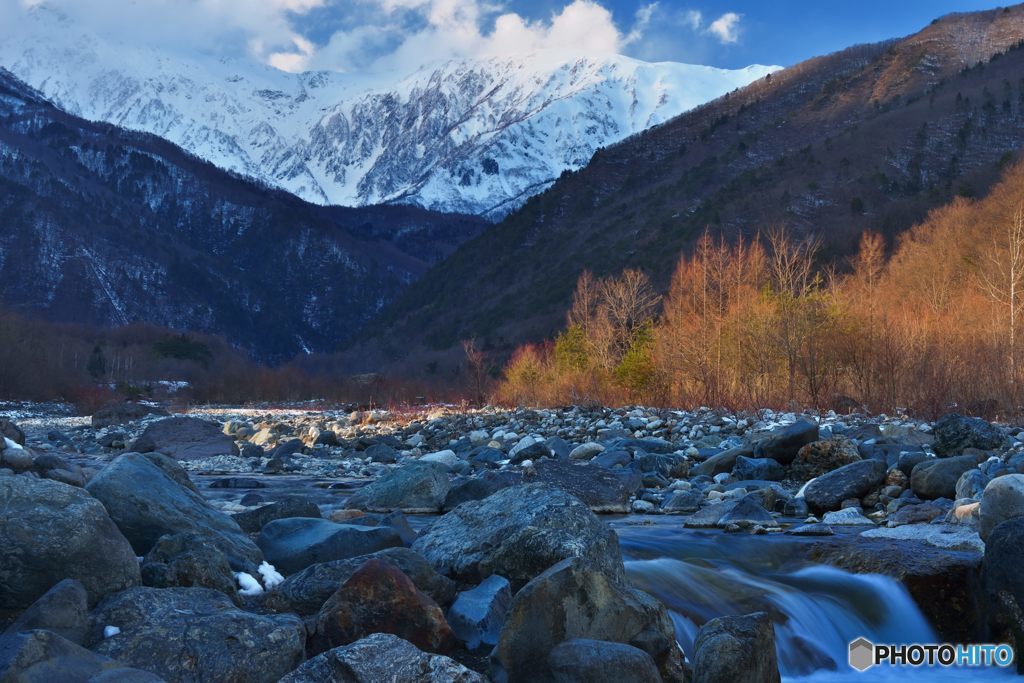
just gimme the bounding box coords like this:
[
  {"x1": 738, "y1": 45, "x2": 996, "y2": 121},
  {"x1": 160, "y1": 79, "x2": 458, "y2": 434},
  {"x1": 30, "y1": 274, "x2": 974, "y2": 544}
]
[{"x1": 849, "y1": 637, "x2": 875, "y2": 672}]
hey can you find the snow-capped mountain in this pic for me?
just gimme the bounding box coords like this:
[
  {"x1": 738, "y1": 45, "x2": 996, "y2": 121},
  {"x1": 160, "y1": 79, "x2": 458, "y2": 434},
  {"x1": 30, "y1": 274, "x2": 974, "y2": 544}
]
[{"x1": 0, "y1": 5, "x2": 779, "y2": 217}]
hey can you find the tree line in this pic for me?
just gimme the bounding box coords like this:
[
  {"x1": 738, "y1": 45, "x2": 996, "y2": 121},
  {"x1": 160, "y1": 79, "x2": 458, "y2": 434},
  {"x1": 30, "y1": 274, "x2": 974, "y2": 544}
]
[{"x1": 495, "y1": 159, "x2": 1024, "y2": 418}]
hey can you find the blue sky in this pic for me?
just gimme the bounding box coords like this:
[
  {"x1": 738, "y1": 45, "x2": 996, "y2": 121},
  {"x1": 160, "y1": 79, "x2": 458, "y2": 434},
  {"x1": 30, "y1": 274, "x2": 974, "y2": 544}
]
[
  {"x1": 592, "y1": 0, "x2": 1005, "y2": 67},
  {"x1": 287, "y1": 0, "x2": 1006, "y2": 72},
  {"x1": 8, "y1": 0, "x2": 1008, "y2": 74}
]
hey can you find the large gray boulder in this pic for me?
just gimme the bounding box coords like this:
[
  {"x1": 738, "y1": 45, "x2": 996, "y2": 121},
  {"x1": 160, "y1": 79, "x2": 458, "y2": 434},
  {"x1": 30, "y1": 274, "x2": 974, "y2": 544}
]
[
  {"x1": 693, "y1": 445, "x2": 753, "y2": 477},
  {"x1": 132, "y1": 417, "x2": 238, "y2": 461},
  {"x1": 933, "y1": 413, "x2": 1005, "y2": 456},
  {"x1": 802, "y1": 460, "x2": 887, "y2": 512},
  {"x1": 272, "y1": 547, "x2": 456, "y2": 615},
  {"x1": 753, "y1": 419, "x2": 818, "y2": 464},
  {"x1": 278, "y1": 633, "x2": 485, "y2": 683},
  {"x1": 256, "y1": 517, "x2": 404, "y2": 575},
  {"x1": 411, "y1": 484, "x2": 625, "y2": 590},
  {"x1": 139, "y1": 532, "x2": 238, "y2": 597},
  {"x1": 0, "y1": 476, "x2": 140, "y2": 609},
  {"x1": 532, "y1": 459, "x2": 642, "y2": 513},
  {"x1": 980, "y1": 473, "x2": 1024, "y2": 541},
  {"x1": 548, "y1": 638, "x2": 662, "y2": 683},
  {"x1": 85, "y1": 452, "x2": 262, "y2": 572},
  {"x1": 692, "y1": 612, "x2": 780, "y2": 683},
  {"x1": 0, "y1": 630, "x2": 162, "y2": 683},
  {"x1": 493, "y1": 557, "x2": 684, "y2": 682},
  {"x1": 346, "y1": 462, "x2": 451, "y2": 513},
  {"x1": 2, "y1": 579, "x2": 89, "y2": 645},
  {"x1": 88, "y1": 587, "x2": 305, "y2": 683},
  {"x1": 910, "y1": 454, "x2": 986, "y2": 500}
]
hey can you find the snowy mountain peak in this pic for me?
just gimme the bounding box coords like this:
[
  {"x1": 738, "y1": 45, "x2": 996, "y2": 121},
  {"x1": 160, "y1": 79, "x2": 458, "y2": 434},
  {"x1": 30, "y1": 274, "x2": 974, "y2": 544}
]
[{"x1": 0, "y1": 9, "x2": 779, "y2": 217}]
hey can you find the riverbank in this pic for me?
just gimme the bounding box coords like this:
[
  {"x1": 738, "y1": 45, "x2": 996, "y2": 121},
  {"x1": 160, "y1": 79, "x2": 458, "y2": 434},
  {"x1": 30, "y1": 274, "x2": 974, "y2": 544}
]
[{"x1": 1, "y1": 401, "x2": 1022, "y2": 681}]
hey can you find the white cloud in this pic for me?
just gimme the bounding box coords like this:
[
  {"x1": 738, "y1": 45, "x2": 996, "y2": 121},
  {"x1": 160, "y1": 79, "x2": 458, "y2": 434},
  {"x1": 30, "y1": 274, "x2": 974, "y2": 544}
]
[
  {"x1": 708, "y1": 11, "x2": 742, "y2": 45},
  {"x1": 4, "y1": 0, "x2": 738, "y2": 75}
]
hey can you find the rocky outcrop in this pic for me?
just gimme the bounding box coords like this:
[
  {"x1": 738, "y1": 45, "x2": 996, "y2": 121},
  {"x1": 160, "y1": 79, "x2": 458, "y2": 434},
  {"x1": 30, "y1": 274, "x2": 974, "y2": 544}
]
[
  {"x1": 802, "y1": 460, "x2": 887, "y2": 512},
  {"x1": 256, "y1": 518, "x2": 404, "y2": 575},
  {"x1": 411, "y1": 484, "x2": 625, "y2": 590},
  {"x1": 493, "y1": 557, "x2": 684, "y2": 682},
  {"x1": 692, "y1": 612, "x2": 780, "y2": 683},
  {"x1": 279, "y1": 633, "x2": 486, "y2": 683},
  {"x1": 346, "y1": 462, "x2": 452, "y2": 513},
  {"x1": 311, "y1": 559, "x2": 455, "y2": 655},
  {"x1": 0, "y1": 476, "x2": 140, "y2": 609},
  {"x1": 88, "y1": 587, "x2": 305, "y2": 683},
  {"x1": 85, "y1": 452, "x2": 262, "y2": 572},
  {"x1": 132, "y1": 417, "x2": 238, "y2": 461}
]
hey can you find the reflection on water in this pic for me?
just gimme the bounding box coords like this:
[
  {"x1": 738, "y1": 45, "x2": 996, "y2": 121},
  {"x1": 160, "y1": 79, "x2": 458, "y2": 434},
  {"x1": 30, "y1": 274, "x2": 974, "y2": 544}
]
[{"x1": 612, "y1": 518, "x2": 1014, "y2": 682}]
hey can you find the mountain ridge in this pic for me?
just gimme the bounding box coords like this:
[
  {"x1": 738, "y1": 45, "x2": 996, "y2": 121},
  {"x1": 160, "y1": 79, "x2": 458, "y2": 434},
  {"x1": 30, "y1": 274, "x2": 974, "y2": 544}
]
[
  {"x1": 0, "y1": 4, "x2": 778, "y2": 217},
  {"x1": 352, "y1": 4, "x2": 1024, "y2": 374},
  {"x1": 0, "y1": 67, "x2": 485, "y2": 360}
]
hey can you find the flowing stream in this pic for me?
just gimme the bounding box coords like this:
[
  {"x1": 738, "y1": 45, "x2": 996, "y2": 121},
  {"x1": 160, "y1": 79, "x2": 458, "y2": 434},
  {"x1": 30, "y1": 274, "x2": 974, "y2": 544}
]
[{"x1": 611, "y1": 517, "x2": 1014, "y2": 682}]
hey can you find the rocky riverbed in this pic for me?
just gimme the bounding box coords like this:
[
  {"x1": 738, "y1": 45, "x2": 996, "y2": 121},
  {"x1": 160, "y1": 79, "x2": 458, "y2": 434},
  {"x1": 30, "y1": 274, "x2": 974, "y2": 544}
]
[{"x1": 2, "y1": 401, "x2": 1024, "y2": 681}]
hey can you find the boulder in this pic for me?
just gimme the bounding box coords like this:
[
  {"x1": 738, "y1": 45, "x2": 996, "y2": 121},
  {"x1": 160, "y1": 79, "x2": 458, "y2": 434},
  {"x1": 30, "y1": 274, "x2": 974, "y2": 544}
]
[
  {"x1": 956, "y1": 469, "x2": 990, "y2": 501},
  {"x1": 256, "y1": 517, "x2": 404, "y2": 575},
  {"x1": 91, "y1": 402, "x2": 168, "y2": 428},
  {"x1": 693, "y1": 446, "x2": 753, "y2": 477},
  {"x1": 272, "y1": 547, "x2": 456, "y2": 615},
  {"x1": 85, "y1": 452, "x2": 262, "y2": 572},
  {"x1": 569, "y1": 442, "x2": 604, "y2": 460},
  {"x1": 592, "y1": 450, "x2": 632, "y2": 469},
  {"x1": 532, "y1": 459, "x2": 642, "y2": 513},
  {"x1": 411, "y1": 484, "x2": 625, "y2": 591},
  {"x1": 691, "y1": 612, "x2": 780, "y2": 683},
  {"x1": 131, "y1": 417, "x2": 238, "y2": 461},
  {"x1": 983, "y1": 516, "x2": 1024, "y2": 673},
  {"x1": 363, "y1": 443, "x2": 397, "y2": 464},
  {"x1": 311, "y1": 559, "x2": 454, "y2": 655},
  {"x1": 660, "y1": 489, "x2": 704, "y2": 513},
  {"x1": 911, "y1": 454, "x2": 986, "y2": 500},
  {"x1": 420, "y1": 449, "x2": 460, "y2": 468},
  {"x1": 933, "y1": 413, "x2": 1005, "y2": 456},
  {"x1": 980, "y1": 473, "x2": 1024, "y2": 540},
  {"x1": 0, "y1": 476, "x2": 140, "y2": 609},
  {"x1": 0, "y1": 630, "x2": 161, "y2": 683},
  {"x1": 446, "y1": 574, "x2": 512, "y2": 650},
  {"x1": 821, "y1": 508, "x2": 874, "y2": 525},
  {"x1": 732, "y1": 456, "x2": 785, "y2": 482},
  {"x1": 88, "y1": 586, "x2": 305, "y2": 683},
  {"x1": 753, "y1": 419, "x2": 818, "y2": 464},
  {"x1": 717, "y1": 494, "x2": 777, "y2": 529},
  {"x1": 139, "y1": 531, "x2": 238, "y2": 597},
  {"x1": 493, "y1": 557, "x2": 683, "y2": 682},
  {"x1": 2, "y1": 579, "x2": 89, "y2": 645},
  {"x1": 346, "y1": 462, "x2": 451, "y2": 513},
  {"x1": 278, "y1": 633, "x2": 486, "y2": 683},
  {"x1": 548, "y1": 638, "x2": 662, "y2": 683},
  {"x1": 802, "y1": 460, "x2": 887, "y2": 513},
  {"x1": 232, "y1": 496, "x2": 322, "y2": 534},
  {"x1": 789, "y1": 437, "x2": 860, "y2": 481},
  {"x1": 887, "y1": 501, "x2": 947, "y2": 527}
]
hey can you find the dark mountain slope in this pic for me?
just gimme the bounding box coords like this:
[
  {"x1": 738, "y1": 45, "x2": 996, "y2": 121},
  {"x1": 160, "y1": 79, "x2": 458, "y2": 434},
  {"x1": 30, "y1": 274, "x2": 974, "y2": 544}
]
[
  {"x1": 0, "y1": 69, "x2": 485, "y2": 361},
  {"x1": 358, "y1": 5, "x2": 1024, "y2": 372}
]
